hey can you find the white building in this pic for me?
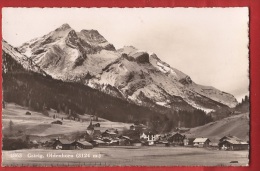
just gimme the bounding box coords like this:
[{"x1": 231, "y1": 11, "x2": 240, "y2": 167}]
[{"x1": 140, "y1": 132, "x2": 156, "y2": 145}]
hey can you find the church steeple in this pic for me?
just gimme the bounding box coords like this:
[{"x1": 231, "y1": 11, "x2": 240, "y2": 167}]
[{"x1": 87, "y1": 119, "x2": 94, "y2": 130}]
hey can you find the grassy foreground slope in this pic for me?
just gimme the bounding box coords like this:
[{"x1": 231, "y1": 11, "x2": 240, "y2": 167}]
[{"x1": 187, "y1": 112, "x2": 249, "y2": 143}]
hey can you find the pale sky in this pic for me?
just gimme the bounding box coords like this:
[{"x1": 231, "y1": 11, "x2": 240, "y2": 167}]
[{"x1": 2, "y1": 8, "x2": 249, "y2": 102}]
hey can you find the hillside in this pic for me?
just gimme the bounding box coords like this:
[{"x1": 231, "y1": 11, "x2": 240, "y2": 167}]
[
  {"x1": 186, "y1": 112, "x2": 249, "y2": 143},
  {"x1": 15, "y1": 23, "x2": 238, "y2": 112},
  {"x1": 2, "y1": 103, "x2": 131, "y2": 140}
]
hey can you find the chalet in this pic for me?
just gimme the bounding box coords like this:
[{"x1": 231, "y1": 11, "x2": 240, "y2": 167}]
[
  {"x1": 25, "y1": 111, "x2": 31, "y2": 115},
  {"x1": 140, "y1": 131, "x2": 156, "y2": 145},
  {"x1": 167, "y1": 133, "x2": 186, "y2": 146},
  {"x1": 219, "y1": 135, "x2": 249, "y2": 150},
  {"x1": 51, "y1": 120, "x2": 62, "y2": 125},
  {"x1": 130, "y1": 125, "x2": 135, "y2": 130},
  {"x1": 52, "y1": 139, "x2": 75, "y2": 150},
  {"x1": 102, "y1": 130, "x2": 118, "y2": 139},
  {"x1": 94, "y1": 123, "x2": 100, "y2": 127},
  {"x1": 53, "y1": 139, "x2": 93, "y2": 150},
  {"x1": 193, "y1": 138, "x2": 211, "y2": 147},
  {"x1": 118, "y1": 135, "x2": 132, "y2": 146},
  {"x1": 73, "y1": 141, "x2": 93, "y2": 149}
]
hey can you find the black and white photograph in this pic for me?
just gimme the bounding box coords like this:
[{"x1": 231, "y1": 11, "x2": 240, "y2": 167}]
[{"x1": 2, "y1": 8, "x2": 249, "y2": 166}]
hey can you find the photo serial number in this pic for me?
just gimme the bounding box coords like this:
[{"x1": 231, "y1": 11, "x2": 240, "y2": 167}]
[{"x1": 10, "y1": 153, "x2": 22, "y2": 158}]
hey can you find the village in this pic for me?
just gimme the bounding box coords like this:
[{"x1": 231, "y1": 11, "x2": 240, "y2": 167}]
[
  {"x1": 35, "y1": 114, "x2": 249, "y2": 152},
  {"x1": 2, "y1": 102, "x2": 250, "y2": 166}
]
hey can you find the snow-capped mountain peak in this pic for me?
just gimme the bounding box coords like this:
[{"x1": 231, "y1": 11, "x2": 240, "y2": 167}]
[{"x1": 13, "y1": 24, "x2": 238, "y2": 112}]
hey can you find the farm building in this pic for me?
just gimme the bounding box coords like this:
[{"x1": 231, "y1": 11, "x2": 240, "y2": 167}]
[
  {"x1": 193, "y1": 138, "x2": 211, "y2": 147},
  {"x1": 51, "y1": 120, "x2": 62, "y2": 125},
  {"x1": 167, "y1": 133, "x2": 186, "y2": 146},
  {"x1": 73, "y1": 141, "x2": 93, "y2": 149},
  {"x1": 25, "y1": 111, "x2": 31, "y2": 115},
  {"x1": 52, "y1": 139, "x2": 75, "y2": 150},
  {"x1": 53, "y1": 139, "x2": 93, "y2": 150},
  {"x1": 118, "y1": 136, "x2": 132, "y2": 146},
  {"x1": 219, "y1": 135, "x2": 249, "y2": 150},
  {"x1": 102, "y1": 130, "x2": 118, "y2": 139},
  {"x1": 130, "y1": 125, "x2": 135, "y2": 130}
]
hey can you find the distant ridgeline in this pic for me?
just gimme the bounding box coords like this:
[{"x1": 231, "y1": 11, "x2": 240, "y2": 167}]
[{"x1": 3, "y1": 49, "x2": 214, "y2": 132}]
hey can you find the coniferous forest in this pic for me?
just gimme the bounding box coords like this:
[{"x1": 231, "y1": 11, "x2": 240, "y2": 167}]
[{"x1": 3, "y1": 50, "x2": 214, "y2": 132}]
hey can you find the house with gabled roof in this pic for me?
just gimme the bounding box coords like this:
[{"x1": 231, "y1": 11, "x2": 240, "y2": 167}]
[
  {"x1": 193, "y1": 138, "x2": 210, "y2": 147},
  {"x1": 52, "y1": 139, "x2": 75, "y2": 150},
  {"x1": 219, "y1": 135, "x2": 249, "y2": 150},
  {"x1": 167, "y1": 133, "x2": 187, "y2": 146}
]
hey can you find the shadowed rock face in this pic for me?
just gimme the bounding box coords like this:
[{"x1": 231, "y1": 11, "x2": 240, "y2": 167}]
[
  {"x1": 130, "y1": 52, "x2": 150, "y2": 64},
  {"x1": 179, "y1": 76, "x2": 193, "y2": 85}
]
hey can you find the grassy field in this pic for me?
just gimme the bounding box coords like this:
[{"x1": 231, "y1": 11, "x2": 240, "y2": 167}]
[
  {"x1": 2, "y1": 103, "x2": 132, "y2": 139},
  {"x1": 2, "y1": 147, "x2": 249, "y2": 166}
]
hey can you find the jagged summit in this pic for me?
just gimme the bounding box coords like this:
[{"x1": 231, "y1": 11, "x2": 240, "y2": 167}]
[
  {"x1": 11, "y1": 25, "x2": 238, "y2": 112},
  {"x1": 55, "y1": 23, "x2": 71, "y2": 31}
]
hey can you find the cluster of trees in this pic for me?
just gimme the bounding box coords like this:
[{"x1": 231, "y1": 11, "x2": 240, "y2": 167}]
[
  {"x1": 147, "y1": 109, "x2": 212, "y2": 133},
  {"x1": 235, "y1": 95, "x2": 249, "y2": 113},
  {"x1": 2, "y1": 120, "x2": 31, "y2": 150},
  {"x1": 2, "y1": 137, "x2": 29, "y2": 150}
]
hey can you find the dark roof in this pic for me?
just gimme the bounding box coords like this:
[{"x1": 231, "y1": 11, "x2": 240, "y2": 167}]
[
  {"x1": 51, "y1": 120, "x2": 62, "y2": 124},
  {"x1": 171, "y1": 133, "x2": 185, "y2": 137},
  {"x1": 77, "y1": 141, "x2": 93, "y2": 146},
  {"x1": 57, "y1": 139, "x2": 74, "y2": 144},
  {"x1": 220, "y1": 139, "x2": 248, "y2": 145},
  {"x1": 131, "y1": 139, "x2": 142, "y2": 143},
  {"x1": 219, "y1": 135, "x2": 242, "y2": 142}
]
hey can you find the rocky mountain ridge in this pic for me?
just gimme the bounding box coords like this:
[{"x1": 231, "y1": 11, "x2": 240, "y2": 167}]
[{"x1": 14, "y1": 23, "x2": 238, "y2": 112}]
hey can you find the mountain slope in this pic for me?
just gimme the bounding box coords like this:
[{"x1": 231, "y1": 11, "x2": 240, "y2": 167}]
[
  {"x1": 3, "y1": 39, "x2": 235, "y2": 131},
  {"x1": 186, "y1": 112, "x2": 249, "y2": 142},
  {"x1": 16, "y1": 23, "x2": 238, "y2": 112},
  {"x1": 3, "y1": 40, "x2": 171, "y2": 124}
]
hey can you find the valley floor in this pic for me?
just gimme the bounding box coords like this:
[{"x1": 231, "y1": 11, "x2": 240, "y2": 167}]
[{"x1": 2, "y1": 147, "x2": 249, "y2": 166}]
